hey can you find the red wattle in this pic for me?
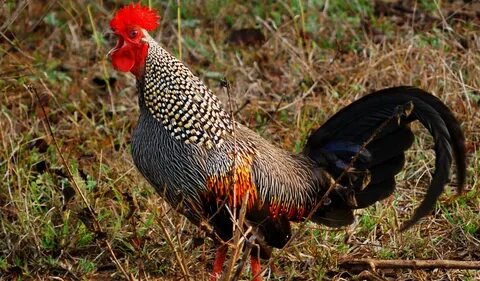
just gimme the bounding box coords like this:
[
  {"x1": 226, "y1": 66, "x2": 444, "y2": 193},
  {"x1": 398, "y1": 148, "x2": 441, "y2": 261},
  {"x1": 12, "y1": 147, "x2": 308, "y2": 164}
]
[{"x1": 111, "y1": 48, "x2": 135, "y2": 72}]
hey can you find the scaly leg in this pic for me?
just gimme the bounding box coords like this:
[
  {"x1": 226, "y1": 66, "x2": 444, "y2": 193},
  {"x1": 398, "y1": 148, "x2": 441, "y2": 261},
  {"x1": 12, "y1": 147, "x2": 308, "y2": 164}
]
[
  {"x1": 210, "y1": 244, "x2": 228, "y2": 281},
  {"x1": 250, "y1": 252, "x2": 262, "y2": 281}
]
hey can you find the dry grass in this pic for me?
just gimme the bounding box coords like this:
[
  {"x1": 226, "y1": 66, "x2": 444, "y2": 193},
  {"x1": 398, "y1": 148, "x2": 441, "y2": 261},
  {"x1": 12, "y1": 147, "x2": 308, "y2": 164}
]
[{"x1": 1, "y1": 0, "x2": 479, "y2": 280}]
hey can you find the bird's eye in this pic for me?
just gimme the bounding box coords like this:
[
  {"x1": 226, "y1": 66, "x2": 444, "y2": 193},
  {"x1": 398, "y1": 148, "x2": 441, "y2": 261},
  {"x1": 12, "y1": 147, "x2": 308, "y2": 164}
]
[{"x1": 128, "y1": 29, "x2": 138, "y2": 39}]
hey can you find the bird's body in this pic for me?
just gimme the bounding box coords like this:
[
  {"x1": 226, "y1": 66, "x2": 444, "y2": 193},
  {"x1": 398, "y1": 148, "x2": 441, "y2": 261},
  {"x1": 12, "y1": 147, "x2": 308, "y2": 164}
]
[
  {"x1": 109, "y1": 4, "x2": 466, "y2": 280},
  {"x1": 132, "y1": 36, "x2": 331, "y2": 247}
]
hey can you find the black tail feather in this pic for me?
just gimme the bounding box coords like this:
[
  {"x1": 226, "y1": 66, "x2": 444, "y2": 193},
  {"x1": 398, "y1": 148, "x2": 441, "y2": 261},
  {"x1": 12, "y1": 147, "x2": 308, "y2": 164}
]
[
  {"x1": 355, "y1": 177, "x2": 396, "y2": 208},
  {"x1": 369, "y1": 154, "x2": 405, "y2": 185},
  {"x1": 304, "y1": 86, "x2": 466, "y2": 230},
  {"x1": 405, "y1": 89, "x2": 466, "y2": 191},
  {"x1": 367, "y1": 127, "x2": 414, "y2": 167}
]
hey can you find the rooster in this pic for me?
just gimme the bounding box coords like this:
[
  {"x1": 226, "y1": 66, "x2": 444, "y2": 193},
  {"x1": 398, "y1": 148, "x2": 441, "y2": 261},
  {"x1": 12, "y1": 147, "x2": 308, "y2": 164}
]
[{"x1": 108, "y1": 4, "x2": 466, "y2": 280}]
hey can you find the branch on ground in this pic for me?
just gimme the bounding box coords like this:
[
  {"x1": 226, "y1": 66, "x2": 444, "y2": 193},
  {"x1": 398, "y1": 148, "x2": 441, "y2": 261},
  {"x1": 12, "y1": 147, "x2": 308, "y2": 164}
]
[{"x1": 339, "y1": 258, "x2": 480, "y2": 272}]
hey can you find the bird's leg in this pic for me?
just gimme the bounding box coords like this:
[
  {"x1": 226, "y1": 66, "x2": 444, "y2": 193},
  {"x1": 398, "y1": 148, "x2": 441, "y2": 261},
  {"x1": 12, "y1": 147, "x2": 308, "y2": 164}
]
[
  {"x1": 210, "y1": 244, "x2": 228, "y2": 281},
  {"x1": 250, "y1": 251, "x2": 262, "y2": 281}
]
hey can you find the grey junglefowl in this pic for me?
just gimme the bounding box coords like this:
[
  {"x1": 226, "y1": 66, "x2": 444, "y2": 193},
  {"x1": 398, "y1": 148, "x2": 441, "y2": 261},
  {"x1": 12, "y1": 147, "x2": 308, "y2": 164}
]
[{"x1": 108, "y1": 4, "x2": 466, "y2": 281}]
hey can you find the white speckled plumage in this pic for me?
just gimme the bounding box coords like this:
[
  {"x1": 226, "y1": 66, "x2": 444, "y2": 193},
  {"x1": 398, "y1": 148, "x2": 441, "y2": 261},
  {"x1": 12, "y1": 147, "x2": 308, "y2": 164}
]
[{"x1": 142, "y1": 33, "x2": 232, "y2": 149}]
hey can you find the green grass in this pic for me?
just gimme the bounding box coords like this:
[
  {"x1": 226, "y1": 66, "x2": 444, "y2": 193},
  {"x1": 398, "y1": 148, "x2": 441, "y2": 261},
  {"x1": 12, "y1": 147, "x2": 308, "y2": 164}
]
[{"x1": 1, "y1": 0, "x2": 479, "y2": 280}]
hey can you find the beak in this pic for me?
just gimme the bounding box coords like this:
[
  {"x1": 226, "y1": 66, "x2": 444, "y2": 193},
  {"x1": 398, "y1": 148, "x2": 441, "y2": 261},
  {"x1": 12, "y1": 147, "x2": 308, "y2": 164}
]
[
  {"x1": 106, "y1": 48, "x2": 116, "y2": 59},
  {"x1": 107, "y1": 36, "x2": 124, "y2": 59}
]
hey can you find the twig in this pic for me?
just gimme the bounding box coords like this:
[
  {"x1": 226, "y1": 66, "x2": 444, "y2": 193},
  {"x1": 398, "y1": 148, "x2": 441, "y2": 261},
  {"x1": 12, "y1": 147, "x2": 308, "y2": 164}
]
[
  {"x1": 231, "y1": 236, "x2": 256, "y2": 281},
  {"x1": 0, "y1": 0, "x2": 28, "y2": 32},
  {"x1": 357, "y1": 270, "x2": 388, "y2": 281},
  {"x1": 204, "y1": 79, "x2": 240, "y2": 223},
  {"x1": 277, "y1": 81, "x2": 317, "y2": 111},
  {"x1": 339, "y1": 258, "x2": 480, "y2": 271},
  {"x1": 220, "y1": 77, "x2": 245, "y2": 281},
  {"x1": 87, "y1": 4, "x2": 115, "y2": 115},
  {"x1": 25, "y1": 84, "x2": 132, "y2": 281},
  {"x1": 234, "y1": 99, "x2": 250, "y2": 116},
  {"x1": 260, "y1": 95, "x2": 285, "y2": 135},
  {"x1": 177, "y1": 0, "x2": 182, "y2": 60},
  {"x1": 221, "y1": 193, "x2": 251, "y2": 281},
  {"x1": 156, "y1": 214, "x2": 191, "y2": 280}
]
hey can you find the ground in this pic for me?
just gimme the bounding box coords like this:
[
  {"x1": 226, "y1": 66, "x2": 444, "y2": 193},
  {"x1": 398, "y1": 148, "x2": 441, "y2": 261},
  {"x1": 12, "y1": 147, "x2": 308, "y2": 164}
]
[{"x1": 0, "y1": 0, "x2": 479, "y2": 280}]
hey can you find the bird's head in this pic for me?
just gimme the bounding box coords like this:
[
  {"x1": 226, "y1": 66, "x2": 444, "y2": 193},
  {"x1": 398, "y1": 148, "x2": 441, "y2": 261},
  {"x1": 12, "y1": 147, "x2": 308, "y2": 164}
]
[{"x1": 109, "y1": 4, "x2": 160, "y2": 78}]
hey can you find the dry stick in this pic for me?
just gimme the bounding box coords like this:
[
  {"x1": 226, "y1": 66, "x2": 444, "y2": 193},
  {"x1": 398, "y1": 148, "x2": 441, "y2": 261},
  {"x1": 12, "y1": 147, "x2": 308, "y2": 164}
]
[
  {"x1": 0, "y1": 30, "x2": 34, "y2": 60},
  {"x1": 253, "y1": 102, "x2": 415, "y2": 280},
  {"x1": 220, "y1": 78, "x2": 243, "y2": 281},
  {"x1": 220, "y1": 79, "x2": 259, "y2": 280},
  {"x1": 126, "y1": 195, "x2": 150, "y2": 281},
  {"x1": 171, "y1": 219, "x2": 192, "y2": 280},
  {"x1": 0, "y1": 0, "x2": 28, "y2": 32},
  {"x1": 156, "y1": 216, "x2": 191, "y2": 280},
  {"x1": 26, "y1": 84, "x2": 132, "y2": 281},
  {"x1": 233, "y1": 99, "x2": 251, "y2": 116},
  {"x1": 177, "y1": 0, "x2": 182, "y2": 61},
  {"x1": 159, "y1": 198, "x2": 191, "y2": 280},
  {"x1": 339, "y1": 258, "x2": 480, "y2": 271},
  {"x1": 277, "y1": 81, "x2": 318, "y2": 111},
  {"x1": 225, "y1": 78, "x2": 238, "y2": 232},
  {"x1": 443, "y1": 0, "x2": 476, "y2": 23},
  {"x1": 260, "y1": 95, "x2": 285, "y2": 135},
  {"x1": 221, "y1": 192, "x2": 251, "y2": 281},
  {"x1": 357, "y1": 270, "x2": 388, "y2": 281},
  {"x1": 204, "y1": 80, "x2": 240, "y2": 224},
  {"x1": 231, "y1": 236, "x2": 256, "y2": 281},
  {"x1": 193, "y1": 79, "x2": 245, "y2": 280},
  {"x1": 87, "y1": 4, "x2": 115, "y2": 115}
]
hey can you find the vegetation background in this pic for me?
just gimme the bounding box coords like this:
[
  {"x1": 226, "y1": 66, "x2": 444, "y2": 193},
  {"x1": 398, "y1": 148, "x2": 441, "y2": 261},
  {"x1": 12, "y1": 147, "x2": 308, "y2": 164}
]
[{"x1": 1, "y1": 0, "x2": 479, "y2": 280}]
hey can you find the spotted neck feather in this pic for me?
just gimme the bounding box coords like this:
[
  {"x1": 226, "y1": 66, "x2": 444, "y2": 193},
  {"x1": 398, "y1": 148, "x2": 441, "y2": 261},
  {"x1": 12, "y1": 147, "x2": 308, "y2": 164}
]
[{"x1": 141, "y1": 35, "x2": 233, "y2": 149}]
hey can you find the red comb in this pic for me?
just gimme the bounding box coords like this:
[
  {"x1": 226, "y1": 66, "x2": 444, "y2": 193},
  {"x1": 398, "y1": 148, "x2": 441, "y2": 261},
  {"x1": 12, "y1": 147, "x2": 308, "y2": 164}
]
[{"x1": 110, "y1": 3, "x2": 160, "y2": 32}]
